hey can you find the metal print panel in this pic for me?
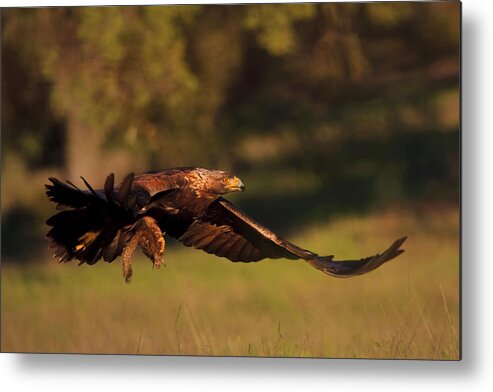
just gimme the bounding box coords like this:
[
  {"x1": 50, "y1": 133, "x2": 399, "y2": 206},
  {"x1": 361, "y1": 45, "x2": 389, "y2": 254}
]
[{"x1": 1, "y1": 1, "x2": 460, "y2": 359}]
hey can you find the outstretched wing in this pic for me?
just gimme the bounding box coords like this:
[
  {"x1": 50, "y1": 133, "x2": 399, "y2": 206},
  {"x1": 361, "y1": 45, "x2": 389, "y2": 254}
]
[
  {"x1": 177, "y1": 198, "x2": 316, "y2": 262},
  {"x1": 175, "y1": 198, "x2": 406, "y2": 277},
  {"x1": 306, "y1": 237, "x2": 407, "y2": 277}
]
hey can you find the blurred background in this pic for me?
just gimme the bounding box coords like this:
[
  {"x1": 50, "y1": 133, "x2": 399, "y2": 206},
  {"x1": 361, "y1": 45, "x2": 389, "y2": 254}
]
[{"x1": 1, "y1": 2, "x2": 459, "y2": 359}]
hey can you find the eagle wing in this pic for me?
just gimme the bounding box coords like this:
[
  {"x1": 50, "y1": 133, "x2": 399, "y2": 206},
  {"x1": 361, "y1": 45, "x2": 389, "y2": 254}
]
[
  {"x1": 177, "y1": 198, "x2": 316, "y2": 262},
  {"x1": 176, "y1": 198, "x2": 407, "y2": 277}
]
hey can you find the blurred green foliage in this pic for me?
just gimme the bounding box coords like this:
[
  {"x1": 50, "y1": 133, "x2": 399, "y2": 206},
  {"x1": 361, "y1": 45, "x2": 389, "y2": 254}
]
[{"x1": 1, "y1": 3, "x2": 460, "y2": 261}]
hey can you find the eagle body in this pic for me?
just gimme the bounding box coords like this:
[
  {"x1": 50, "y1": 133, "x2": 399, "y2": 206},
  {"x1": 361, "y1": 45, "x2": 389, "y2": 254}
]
[{"x1": 45, "y1": 168, "x2": 406, "y2": 282}]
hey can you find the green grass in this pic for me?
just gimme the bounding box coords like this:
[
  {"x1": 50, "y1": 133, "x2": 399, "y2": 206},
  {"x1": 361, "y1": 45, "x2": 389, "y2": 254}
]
[{"x1": 1, "y1": 204, "x2": 459, "y2": 359}]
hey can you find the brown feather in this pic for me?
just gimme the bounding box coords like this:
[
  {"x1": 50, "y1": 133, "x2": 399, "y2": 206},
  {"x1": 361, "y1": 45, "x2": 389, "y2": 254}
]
[
  {"x1": 104, "y1": 173, "x2": 115, "y2": 202},
  {"x1": 81, "y1": 176, "x2": 97, "y2": 196},
  {"x1": 117, "y1": 172, "x2": 134, "y2": 209},
  {"x1": 176, "y1": 198, "x2": 314, "y2": 262}
]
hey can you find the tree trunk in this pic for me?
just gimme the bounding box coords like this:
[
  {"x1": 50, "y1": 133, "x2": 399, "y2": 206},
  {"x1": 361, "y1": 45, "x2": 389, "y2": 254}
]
[{"x1": 66, "y1": 112, "x2": 105, "y2": 184}]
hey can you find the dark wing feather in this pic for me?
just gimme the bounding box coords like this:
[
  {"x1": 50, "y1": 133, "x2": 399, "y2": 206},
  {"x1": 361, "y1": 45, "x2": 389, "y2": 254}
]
[
  {"x1": 307, "y1": 237, "x2": 407, "y2": 277},
  {"x1": 117, "y1": 172, "x2": 135, "y2": 209},
  {"x1": 104, "y1": 173, "x2": 115, "y2": 202},
  {"x1": 176, "y1": 198, "x2": 407, "y2": 277},
  {"x1": 81, "y1": 176, "x2": 97, "y2": 196},
  {"x1": 176, "y1": 198, "x2": 316, "y2": 262},
  {"x1": 128, "y1": 171, "x2": 185, "y2": 213}
]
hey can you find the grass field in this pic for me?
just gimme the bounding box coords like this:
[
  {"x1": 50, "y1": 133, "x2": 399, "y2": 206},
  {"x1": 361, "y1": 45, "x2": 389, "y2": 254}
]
[{"x1": 1, "y1": 203, "x2": 459, "y2": 359}]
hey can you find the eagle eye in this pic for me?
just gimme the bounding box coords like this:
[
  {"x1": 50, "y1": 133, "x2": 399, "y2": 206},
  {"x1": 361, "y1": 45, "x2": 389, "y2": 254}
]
[{"x1": 221, "y1": 178, "x2": 229, "y2": 184}]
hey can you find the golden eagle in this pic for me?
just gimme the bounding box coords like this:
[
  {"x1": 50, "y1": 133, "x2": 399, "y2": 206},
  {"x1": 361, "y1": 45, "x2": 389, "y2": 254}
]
[{"x1": 45, "y1": 168, "x2": 406, "y2": 282}]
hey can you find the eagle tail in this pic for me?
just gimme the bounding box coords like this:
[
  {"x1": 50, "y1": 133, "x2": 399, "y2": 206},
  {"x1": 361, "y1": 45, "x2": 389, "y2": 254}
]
[
  {"x1": 45, "y1": 176, "x2": 99, "y2": 209},
  {"x1": 45, "y1": 173, "x2": 135, "y2": 265},
  {"x1": 306, "y1": 237, "x2": 407, "y2": 277}
]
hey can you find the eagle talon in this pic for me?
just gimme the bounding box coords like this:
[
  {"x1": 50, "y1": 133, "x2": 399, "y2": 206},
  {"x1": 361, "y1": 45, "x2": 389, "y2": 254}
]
[
  {"x1": 123, "y1": 264, "x2": 133, "y2": 283},
  {"x1": 157, "y1": 237, "x2": 165, "y2": 254},
  {"x1": 153, "y1": 255, "x2": 166, "y2": 269}
]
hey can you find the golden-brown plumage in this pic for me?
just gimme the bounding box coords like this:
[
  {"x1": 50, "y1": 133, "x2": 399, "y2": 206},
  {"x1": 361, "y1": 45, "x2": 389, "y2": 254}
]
[{"x1": 45, "y1": 168, "x2": 407, "y2": 282}]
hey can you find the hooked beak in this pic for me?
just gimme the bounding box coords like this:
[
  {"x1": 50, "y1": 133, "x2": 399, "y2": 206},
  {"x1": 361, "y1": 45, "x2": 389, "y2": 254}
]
[{"x1": 226, "y1": 176, "x2": 245, "y2": 192}]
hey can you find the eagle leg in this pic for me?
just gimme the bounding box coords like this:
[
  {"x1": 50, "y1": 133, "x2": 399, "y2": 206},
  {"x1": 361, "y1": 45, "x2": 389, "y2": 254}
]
[
  {"x1": 122, "y1": 234, "x2": 139, "y2": 283},
  {"x1": 138, "y1": 216, "x2": 166, "y2": 269},
  {"x1": 154, "y1": 236, "x2": 166, "y2": 269},
  {"x1": 121, "y1": 217, "x2": 166, "y2": 283}
]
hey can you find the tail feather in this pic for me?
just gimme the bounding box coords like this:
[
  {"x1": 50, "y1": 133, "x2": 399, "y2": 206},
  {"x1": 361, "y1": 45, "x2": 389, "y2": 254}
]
[
  {"x1": 45, "y1": 174, "x2": 135, "y2": 265},
  {"x1": 46, "y1": 208, "x2": 105, "y2": 264},
  {"x1": 80, "y1": 176, "x2": 98, "y2": 196},
  {"x1": 45, "y1": 177, "x2": 100, "y2": 209},
  {"x1": 102, "y1": 229, "x2": 121, "y2": 262}
]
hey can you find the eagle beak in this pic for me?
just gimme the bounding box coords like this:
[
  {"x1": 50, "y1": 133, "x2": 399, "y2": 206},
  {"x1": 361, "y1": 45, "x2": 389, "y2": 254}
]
[{"x1": 227, "y1": 176, "x2": 245, "y2": 192}]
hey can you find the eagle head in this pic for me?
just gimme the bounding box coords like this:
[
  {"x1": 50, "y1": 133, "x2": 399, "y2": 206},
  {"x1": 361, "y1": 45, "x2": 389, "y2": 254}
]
[{"x1": 193, "y1": 169, "x2": 245, "y2": 196}]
